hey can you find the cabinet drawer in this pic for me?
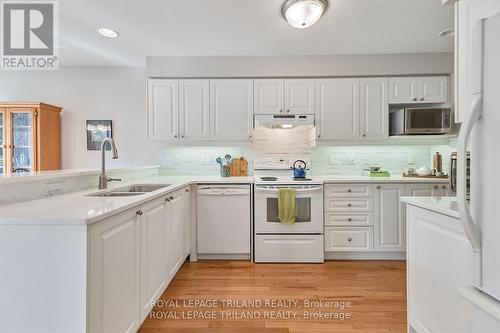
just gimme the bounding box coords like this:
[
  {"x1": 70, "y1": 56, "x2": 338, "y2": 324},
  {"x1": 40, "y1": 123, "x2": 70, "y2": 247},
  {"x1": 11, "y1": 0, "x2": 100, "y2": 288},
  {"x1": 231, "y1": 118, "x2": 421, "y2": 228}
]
[
  {"x1": 324, "y1": 227, "x2": 373, "y2": 252},
  {"x1": 325, "y1": 184, "x2": 373, "y2": 197},
  {"x1": 324, "y1": 197, "x2": 373, "y2": 212},
  {"x1": 324, "y1": 212, "x2": 374, "y2": 226}
]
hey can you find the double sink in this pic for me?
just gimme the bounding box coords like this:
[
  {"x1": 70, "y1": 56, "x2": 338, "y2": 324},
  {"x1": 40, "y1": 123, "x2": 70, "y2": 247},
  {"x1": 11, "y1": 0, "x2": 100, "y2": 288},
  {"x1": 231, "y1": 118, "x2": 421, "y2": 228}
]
[{"x1": 89, "y1": 184, "x2": 171, "y2": 197}]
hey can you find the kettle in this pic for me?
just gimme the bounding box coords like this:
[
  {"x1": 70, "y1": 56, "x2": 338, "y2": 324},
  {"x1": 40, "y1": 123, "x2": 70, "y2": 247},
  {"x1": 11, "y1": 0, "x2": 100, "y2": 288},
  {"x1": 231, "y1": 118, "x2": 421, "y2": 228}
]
[{"x1": 291, "y1": 160, "x2": 307, "y2": 178}]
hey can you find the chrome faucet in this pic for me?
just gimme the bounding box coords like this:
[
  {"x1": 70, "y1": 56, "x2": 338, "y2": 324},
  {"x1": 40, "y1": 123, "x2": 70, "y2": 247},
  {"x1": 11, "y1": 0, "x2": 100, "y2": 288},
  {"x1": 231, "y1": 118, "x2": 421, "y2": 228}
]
[{"x1": 98, "y1": 137, "x2": 121, "y2": 190}]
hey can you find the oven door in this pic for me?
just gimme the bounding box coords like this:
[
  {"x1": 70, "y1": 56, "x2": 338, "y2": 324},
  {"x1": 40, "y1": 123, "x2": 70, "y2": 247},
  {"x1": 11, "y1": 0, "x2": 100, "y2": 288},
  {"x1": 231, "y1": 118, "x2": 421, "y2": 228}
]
[
  {"x1": 405, "y1": 108, "x2": 451, "y2": 134},
  {"x1": 254, "y1": 185, "x2": 323, "y2": 234}
]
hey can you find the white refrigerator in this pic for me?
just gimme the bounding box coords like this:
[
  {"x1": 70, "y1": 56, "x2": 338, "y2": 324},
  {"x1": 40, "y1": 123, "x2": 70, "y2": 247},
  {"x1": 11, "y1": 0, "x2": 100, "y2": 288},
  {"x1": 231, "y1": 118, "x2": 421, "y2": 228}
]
[{"x1": 457, "y1": 6, "x2": 500, "y2": 333}]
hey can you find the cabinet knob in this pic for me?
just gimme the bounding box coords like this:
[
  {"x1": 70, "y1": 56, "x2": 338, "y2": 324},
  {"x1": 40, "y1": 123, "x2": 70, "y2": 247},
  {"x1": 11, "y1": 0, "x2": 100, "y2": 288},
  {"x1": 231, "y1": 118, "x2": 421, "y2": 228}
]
[
  {"x1": 280, "y1": 109, "x2": 283, "y2": 113},
  {"x1": 433, "y1": 185, "x2": 438, "y2": 189},
  {"x1": 441, "y1": 185, "x2": 446, "y2": 189},
  {"x1": 347, "y1": 237, "x2": 352, "y2": 242},
  {"x1": 286, "y1": 109, "x2": 290, "y2": 113},
  {"x1": 181, "y1": 135, "x2": 184, "y2": 138},
  {"x1": 2, "y1": 145, "x2": 6, "y2": 149},
  {"x1": 347, "y1": 189, "x2": 352, "y2": 193},
  {"x1": 420, "y1": 98, "x2": 424, "y2": 101},
  {"x1": 170, "y1": 196, "x2": 174, "y2": 200},
  {"x1": 165, "y1": 198, "x2": 170, "y2": 202},
  {"x1": 413, "y1": 98, "x2": 418, "y2": 101},
  {"x1": 362, "y1": 134, "x2": 366, "y2": 138},
  {"x1": 347, "y1": 203, "x2": 352, "y2": 207},
  {"x1": 185, "y1": 188, "x2": 190, "y2": 192},
  {"x1": 318, "y1": 134, "x2": 321, "y2": 138},
  {"x1": 347, "y1": 218, "x2": 352, "y2": 222},
  {"x1": 376, "y1": 185, "x2": 381, "y2": 189},
  {"x1": 249, "y1": 135, "x2": 252, "y2": 139},
  {"x1": 174, "y1": 135, "x2": 178, "y2": 138},
  {"x1": 136, "y1": 210, "x2": 143, "y2": 216}
]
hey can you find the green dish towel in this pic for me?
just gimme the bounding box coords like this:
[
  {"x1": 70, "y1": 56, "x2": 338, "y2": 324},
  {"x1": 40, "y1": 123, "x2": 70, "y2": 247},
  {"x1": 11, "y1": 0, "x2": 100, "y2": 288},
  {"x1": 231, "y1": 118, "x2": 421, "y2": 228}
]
[{"x1": 278, "y1": 188, "x2": 296, "y2": 224}]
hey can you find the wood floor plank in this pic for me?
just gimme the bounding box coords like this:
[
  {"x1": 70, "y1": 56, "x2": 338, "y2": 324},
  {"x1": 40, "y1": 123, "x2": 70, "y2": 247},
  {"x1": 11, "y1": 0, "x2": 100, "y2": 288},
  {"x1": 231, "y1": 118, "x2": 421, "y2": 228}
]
[{"x1": 139, "y1": 260, "x2": 407, "y2": 333}]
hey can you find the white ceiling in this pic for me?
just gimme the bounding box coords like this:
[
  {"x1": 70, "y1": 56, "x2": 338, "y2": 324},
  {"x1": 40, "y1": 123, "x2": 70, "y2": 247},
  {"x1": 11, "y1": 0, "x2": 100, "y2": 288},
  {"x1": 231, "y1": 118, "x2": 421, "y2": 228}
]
[{"x1": 56, "y1": 0, "x2": 454, "y2": 66}]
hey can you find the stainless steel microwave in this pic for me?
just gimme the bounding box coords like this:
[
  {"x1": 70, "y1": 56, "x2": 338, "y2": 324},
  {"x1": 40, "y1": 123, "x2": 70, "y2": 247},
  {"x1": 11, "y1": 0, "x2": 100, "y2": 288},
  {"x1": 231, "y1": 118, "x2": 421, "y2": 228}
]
[{"x1": 389, "y1": 107, "x2": 452, "y2": 136}]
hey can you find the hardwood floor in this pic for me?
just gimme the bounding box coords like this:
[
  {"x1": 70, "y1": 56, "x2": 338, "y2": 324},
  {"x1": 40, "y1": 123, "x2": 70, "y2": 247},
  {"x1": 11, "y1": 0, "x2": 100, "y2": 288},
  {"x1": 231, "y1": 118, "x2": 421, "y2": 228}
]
[{"x1": 139, "y1": 260, "x2": 407, "y2": 333}]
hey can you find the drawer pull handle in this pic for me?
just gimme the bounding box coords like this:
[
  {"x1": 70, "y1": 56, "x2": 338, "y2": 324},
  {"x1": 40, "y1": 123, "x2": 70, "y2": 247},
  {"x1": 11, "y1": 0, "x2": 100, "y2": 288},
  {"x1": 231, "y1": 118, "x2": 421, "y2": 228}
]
[
  {"x1": 347, "y1": 237, "x2": 352, "y2": 242},
  {"x1": 347, "y1": 203, "x2": 352, "y2": 207}
]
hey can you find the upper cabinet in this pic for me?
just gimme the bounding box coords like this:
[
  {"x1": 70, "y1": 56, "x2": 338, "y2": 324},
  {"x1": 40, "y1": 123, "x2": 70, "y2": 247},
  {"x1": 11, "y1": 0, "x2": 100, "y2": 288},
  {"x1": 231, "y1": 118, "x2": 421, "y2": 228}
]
[
  {"x1": 254, "y1": 79, "x2": 315, "y2": 115},
  {"x1": 0, "y1": 102, "x2": 61, "y2": 175},
  {"x1": 360, "y1": 78, "x2": 389, "y2": 140},
  {"x1": 388, "y1": 76, "x2": 448, "y2": 104},
  {"x1": 179, "y1": 80, "x2": 210, "y2": 141},
  {"x1": 148, "y1": 79, "x2": 179, "y2": 141},
  {"x1": 316, "y1": 78, "x2": 360, "y2": 140},
  {"x1": 210, "y1": 79, "x2": 253, "y2": 141}
]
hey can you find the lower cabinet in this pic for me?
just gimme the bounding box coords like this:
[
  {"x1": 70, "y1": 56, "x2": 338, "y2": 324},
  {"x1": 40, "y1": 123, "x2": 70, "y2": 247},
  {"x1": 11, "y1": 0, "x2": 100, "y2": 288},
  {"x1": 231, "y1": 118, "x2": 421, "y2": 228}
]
[
  {"x1": 406, "y1": 183, "x2": 451, "y2": 197},
  {"x1": 324, "y1": 227, "x2": 373, "y2": 251},
  {"x1": 89, "y1": 208, "x2": 141, "y2": 333},
  {"x1": 89, "y1": 186, "x2": 191, "y2": 333},
  {"x1": 374, "y1": 184, "x2": 406, "y2": 252}
]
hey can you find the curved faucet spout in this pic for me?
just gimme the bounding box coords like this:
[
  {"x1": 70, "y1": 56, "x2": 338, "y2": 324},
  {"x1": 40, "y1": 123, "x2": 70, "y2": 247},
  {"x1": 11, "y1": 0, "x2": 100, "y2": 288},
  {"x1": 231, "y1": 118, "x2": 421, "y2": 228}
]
[{"x1": 99, "y1": 137, "x2": 120, "y2": 190}]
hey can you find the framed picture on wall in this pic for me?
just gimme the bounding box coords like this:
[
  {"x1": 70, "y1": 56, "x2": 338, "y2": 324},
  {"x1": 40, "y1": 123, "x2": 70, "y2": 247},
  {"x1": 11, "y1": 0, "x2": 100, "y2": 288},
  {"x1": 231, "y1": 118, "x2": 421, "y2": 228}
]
[{"x1": 86, "y1": 120, "x2": 113, "y2": 150}]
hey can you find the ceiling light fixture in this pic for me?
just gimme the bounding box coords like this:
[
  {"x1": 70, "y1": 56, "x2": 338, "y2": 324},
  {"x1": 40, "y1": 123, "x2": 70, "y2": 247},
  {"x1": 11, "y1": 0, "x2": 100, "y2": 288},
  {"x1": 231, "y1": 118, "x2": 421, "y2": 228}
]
[
  {"x1": 98, "y1": 27, "x2": 119, "y2": 38},
  {"x1": 281, "y1": 0, "x2": 328, "y2": 29}
]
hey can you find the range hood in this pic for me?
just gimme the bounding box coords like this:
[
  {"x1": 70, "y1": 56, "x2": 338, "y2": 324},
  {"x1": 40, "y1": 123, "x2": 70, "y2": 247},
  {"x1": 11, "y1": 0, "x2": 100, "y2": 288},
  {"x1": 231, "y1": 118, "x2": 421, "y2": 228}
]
[{"x1": 254, "y1": 114, "x2": 315, "y2": 129}]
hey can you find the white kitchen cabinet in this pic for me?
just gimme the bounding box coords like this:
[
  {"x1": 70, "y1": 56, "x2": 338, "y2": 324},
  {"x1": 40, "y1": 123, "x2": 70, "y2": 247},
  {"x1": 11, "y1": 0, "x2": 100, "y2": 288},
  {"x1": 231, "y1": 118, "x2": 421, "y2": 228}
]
[
  {"x1": 374, "y1": 184, "x2": 406, "y2": 252},
  {"x1": 166, "y1": 188, "x2": 188, "y2": 280},
  {"x1": 316, "y1": 78, "x2": 360, "y2": 140},
  {"x1": 407, "y1": 204, "x2": 474, "y2": 333},
  {"x1": 360, "y1": 78, "x2": 389, "y2": 139},
  {"x1": 89, "y1": 208, "x2": 141, "y2": 333},
  {"x1": 254, "y1": 79, "x2": 315, "y2": 115},
  {"x1": 254, "y1": 79, "x2": 284, "y2": 114},
  {"x1": 210, "y1": 79, "x2": 253, "y2": 141},
  {"x1": 406, "y1": 183, "x2": 451, "y2": 197},
  {"x1": 148, "y1": 79, "x2": 179, "y2": 141},
  {"x1": 284, "y1": 79, "x2": 315, "y2": 114},
  {"x1": 324, "y1": 227, "x2": 374, "y2": 251},
  {"x1": 388, "y1": 76, "x2": 448, "y2": 104},
  {"x1": 179, "y1": 80, "x2": 210, "y2": 141},
  {"x1": 140, "y1": 196, "x2": 168, "y2": 320}
]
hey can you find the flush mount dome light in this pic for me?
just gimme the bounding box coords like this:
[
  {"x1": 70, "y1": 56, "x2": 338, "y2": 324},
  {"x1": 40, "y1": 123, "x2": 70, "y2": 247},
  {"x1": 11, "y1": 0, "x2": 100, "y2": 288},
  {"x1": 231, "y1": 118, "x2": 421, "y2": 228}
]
[
  {"x1": 281, "y1": 0, "x2": 328, "y2": 29},
  {"x1": 98, "y1": 27, "x2": 119, "y2": 38}
]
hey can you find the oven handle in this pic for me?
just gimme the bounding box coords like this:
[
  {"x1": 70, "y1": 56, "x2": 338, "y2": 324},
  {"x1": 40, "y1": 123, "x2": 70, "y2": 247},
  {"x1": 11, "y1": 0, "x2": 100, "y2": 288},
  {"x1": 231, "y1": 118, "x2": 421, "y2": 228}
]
[{"x1": 255, "y1": 186, "x2": 323, "y2": 194}]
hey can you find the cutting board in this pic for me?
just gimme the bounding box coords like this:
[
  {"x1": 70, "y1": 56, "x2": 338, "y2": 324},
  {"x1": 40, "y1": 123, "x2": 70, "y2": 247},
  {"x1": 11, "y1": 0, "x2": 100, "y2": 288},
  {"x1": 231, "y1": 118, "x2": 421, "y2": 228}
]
[{"x1": 230, "y1": 157, "x2": 248, "y2": 177}]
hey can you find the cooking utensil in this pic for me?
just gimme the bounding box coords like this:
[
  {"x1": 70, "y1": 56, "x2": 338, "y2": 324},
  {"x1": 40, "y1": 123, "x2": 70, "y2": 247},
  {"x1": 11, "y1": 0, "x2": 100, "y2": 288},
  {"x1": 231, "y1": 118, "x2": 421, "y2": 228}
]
[
  {"x1": 291, "y1": 160, "x2": 307, "y2": 178},
  {"x1": 216, "y1": 157, "x2": 223, "y2": 166},
  {"x1": 224, "y1": 154, "x2": 231, "y2": 165}
]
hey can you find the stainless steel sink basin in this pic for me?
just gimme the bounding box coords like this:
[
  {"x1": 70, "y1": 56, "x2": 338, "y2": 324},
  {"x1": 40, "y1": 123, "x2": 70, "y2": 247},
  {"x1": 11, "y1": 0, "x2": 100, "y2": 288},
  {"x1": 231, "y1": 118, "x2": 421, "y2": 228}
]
[
  {"x1": 91, "y1": 192, "x2": 144, "y2": 197},
  {"x1": 118, "y1": 184, "x2": 171, "y2": 192},
  {"x1": 88, "y1": 184, "x2": 171, "y2": 197}
]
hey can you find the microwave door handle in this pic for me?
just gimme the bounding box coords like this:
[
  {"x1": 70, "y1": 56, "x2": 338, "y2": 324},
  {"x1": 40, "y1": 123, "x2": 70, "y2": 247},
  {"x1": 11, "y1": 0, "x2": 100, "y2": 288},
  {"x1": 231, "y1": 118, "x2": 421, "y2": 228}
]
[{"x1": 457, "y1": 94, "x2": 482, "y2": 253}]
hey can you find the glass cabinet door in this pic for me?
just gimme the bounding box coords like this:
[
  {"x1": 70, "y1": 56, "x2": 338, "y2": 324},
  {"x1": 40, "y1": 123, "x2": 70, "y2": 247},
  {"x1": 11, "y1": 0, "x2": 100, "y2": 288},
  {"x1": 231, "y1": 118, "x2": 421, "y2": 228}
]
[
  {"x1": 0, "y1": 110, "x2": 4, "y2": 175},
  {"x1": 10, "y1": 110, "x2": 35, "y2": 173}
]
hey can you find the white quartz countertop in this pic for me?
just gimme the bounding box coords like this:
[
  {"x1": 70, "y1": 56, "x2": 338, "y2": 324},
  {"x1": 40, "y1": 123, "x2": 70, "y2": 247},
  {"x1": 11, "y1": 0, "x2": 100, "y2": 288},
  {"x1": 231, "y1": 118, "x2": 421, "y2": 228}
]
[
  {"x1": 0, "y1": 176, "x2": 253, "y2": 225},
  {"x1": 0, "y1": 171, "x2": 450, "y2": 225},
  {"x1": 401, "y1": 196, "x2": 460, "y2": 219}
]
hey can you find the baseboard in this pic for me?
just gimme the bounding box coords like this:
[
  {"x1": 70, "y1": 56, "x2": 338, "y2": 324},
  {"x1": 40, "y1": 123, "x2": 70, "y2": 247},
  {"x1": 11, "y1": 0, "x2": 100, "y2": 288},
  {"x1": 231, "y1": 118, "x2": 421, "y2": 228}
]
[
  {"x1": 197, "y1": 253, "x2": 251, "y2": 260},
  {"x1": 325, "y1": 251, "x2": 406, "y2": 260}
]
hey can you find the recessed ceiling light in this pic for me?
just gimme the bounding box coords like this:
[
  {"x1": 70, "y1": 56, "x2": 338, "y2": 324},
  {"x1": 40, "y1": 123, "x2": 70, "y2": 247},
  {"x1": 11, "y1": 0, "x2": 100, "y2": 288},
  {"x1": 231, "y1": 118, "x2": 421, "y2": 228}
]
[
  {"x1": 439, "y1": 28, "x2": 455, "y2": 38},
  {"x1": 98, "y1": 27, "x2": 119, "y2": 38},
  {"x1": 281, "y1": 0, "x2": 328, "y2": 29}
]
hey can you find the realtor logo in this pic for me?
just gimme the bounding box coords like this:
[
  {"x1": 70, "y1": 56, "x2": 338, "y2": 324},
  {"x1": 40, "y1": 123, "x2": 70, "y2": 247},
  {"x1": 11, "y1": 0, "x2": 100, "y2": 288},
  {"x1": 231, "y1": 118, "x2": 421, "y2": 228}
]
[{"x1": 1, "y1": 1, "x2": 59, "y2": 70}]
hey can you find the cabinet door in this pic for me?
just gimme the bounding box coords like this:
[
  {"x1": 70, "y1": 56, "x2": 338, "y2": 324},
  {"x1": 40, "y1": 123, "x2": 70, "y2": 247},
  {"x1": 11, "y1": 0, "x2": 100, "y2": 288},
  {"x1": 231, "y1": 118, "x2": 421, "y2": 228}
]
[
  {"x1": 7, "y1": 108, "x2": 36, "y2": 173},
  {"x1": 182, "y1": 187, "x2": 191, "y2": 257},
  {"x1": 360, "y1": 78, "x2": 389, "y2": 139},
  {"x1": 254, "y1": 79, "x2": 284, "y2": 114},
  {"x1": 0, "y1": 109, "x2": 5, "y2": 175},
  {"x1": 388, "y1": 77, "x2": 419, "y2": 103},
  {"x1": 179, "y1": 80, "x2": 209, "y2": 141},
  {"x1": 140, "y1": 197, "x2": 168, "y2": 320},
  {"x1": 316, "y1": 78, "x2": 360, "y2": 140},
  {"x1": 167, "y1": 189, "x2": 186, "y2": 280},
  {"x1": 210, "y1": 79, "x2": 253, "y2": 141},
  {"x1": 419, "y1": 76, "x2": 448, "y2": 103},
  {"x1": 374, "y1": 184, "x2": 406, "y2": 252},
  {"x1": 284, "y1": 79, "x2": 315, "y2": 114},
  {"x1": 148, "y1": 79, "x2": 179, "y2": 141},
  {"x1": 89, "y1": 208, "x2": 141, "y2": 333}
]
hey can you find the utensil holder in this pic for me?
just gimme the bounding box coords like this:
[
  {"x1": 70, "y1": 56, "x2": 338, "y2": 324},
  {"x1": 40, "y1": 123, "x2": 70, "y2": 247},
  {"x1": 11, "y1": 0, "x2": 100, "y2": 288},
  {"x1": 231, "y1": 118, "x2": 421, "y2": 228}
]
[{"x1": 220, "y1": 165, "x2": 230, "y2": 177}]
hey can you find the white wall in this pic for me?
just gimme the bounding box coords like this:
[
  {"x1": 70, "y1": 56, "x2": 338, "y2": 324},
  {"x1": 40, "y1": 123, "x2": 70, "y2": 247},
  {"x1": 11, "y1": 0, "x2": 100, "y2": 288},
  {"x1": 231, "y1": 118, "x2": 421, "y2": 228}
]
[
  {"x1": 147, "y1": 53, "x2": 453, "y2": 78},
  {"x1": 0, "y1": 67, "x2": 160, "y2": 169}
]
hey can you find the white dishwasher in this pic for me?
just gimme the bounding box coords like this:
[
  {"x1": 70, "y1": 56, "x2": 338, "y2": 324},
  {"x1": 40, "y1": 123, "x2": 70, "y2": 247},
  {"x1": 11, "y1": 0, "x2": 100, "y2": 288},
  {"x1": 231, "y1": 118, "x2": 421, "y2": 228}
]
[{"x1": 197, "y1": 184, "x2": 251, "y2": 259}]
